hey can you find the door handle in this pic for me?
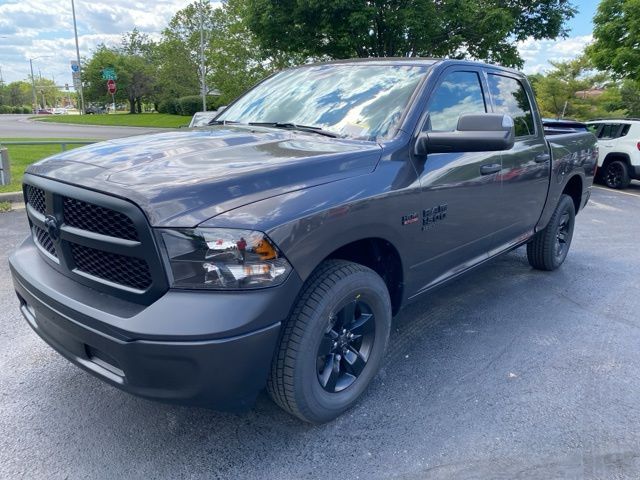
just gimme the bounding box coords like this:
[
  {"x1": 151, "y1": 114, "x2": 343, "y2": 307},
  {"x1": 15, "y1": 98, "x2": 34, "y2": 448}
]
[
  {"x1": 535, "y1": 153, "x2": 551, "y2": 163},
  {"x1": 480, "y1": 163, "x2": 502, "y2": 175}
]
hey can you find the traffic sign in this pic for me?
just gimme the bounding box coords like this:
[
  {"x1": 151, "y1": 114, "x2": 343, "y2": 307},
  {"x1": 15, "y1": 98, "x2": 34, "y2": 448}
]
[
  {"x1": 101, "y1": 68, "x2": 117, "y2": 80},
  {"x1": 70, "y1": 61, "x2": 80, "y2": 73},
  {"x1": 107, "y1": 79, "x2": 116, "y2": 94}
]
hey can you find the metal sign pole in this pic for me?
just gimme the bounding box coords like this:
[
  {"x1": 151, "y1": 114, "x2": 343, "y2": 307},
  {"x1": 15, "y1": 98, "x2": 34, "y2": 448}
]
[
  {"x1": 0, "y1": 147, "x2": 10, "y2": 186},
  {"x1": 71, "y1": 0, "x2": 85, "y2": 115}
]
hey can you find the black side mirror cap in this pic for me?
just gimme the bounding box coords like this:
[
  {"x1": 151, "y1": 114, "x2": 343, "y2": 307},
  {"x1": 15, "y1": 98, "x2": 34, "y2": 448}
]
[{"x1": 415, "y1": 113, "x2": 515, "y2": 155}]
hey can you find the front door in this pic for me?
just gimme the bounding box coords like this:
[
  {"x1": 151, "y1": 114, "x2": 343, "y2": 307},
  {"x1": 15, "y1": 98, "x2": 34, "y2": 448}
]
[{"x1": 409, "y1": 68, "x2": 506, "y2": 296}]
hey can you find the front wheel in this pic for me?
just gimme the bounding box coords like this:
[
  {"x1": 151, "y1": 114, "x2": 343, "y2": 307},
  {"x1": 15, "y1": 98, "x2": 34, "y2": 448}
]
[
  {"x1": 527, "y1": 194, "x2": 576, "y2": 271},
  {"x1": 267, "y1": 260, "x2": 391, "y2": 423}
]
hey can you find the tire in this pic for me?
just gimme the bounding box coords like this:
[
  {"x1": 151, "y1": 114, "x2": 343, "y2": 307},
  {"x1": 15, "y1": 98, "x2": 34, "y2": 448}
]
[
  {"x1": 603, "y1": 160, "x2": 631, "y2": 189},
  {"x1": 527, "y1": 194, "x2": 576, "y2": 271},
  {"x1": 267, "y1": 260, "x2": 392, "y2": 423}
]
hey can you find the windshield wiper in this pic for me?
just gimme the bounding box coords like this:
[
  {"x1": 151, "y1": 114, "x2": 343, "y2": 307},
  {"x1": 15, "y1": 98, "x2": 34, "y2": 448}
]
[
  {"x1": 247, "y1": 122, "x2": 339, "y2": 138},
  {"x1": 208, "y1": 119, "x2": 239, "y2": 125}
]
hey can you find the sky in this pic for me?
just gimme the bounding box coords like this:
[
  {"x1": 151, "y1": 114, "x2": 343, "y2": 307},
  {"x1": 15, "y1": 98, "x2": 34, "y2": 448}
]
[{"x1": 0, "y1": 0, "x2": 601, "y2": 88}]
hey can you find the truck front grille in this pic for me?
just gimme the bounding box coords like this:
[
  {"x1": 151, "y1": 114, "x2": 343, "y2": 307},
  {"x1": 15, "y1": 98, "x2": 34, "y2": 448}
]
[
  {"x1": 23, "y1": 177, "x2": 167, "y2": 304},
  {"x1": 63, "y1": 197, "x2": 139, "y2": 241},
  {"x1": 71, "y1": 244, "x2": 152, "y2": 290},
  {"x1": 25, "y1": 185, "x2": 46, "y2": 215},
  {"x1": 33, "y1": 225, "x2": 57, "y2": 257}
]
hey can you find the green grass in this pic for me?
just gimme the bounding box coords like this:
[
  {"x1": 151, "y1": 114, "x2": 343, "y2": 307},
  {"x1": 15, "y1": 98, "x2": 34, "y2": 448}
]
[
  {"x1": 33, "y1": 113, "x2": 189, "y2": 128},
  {"x1": 0, "y1": 138, "x2": 94, "y2": 193},
  {"x1": 0, "y1": 201, "x2": 10, "y2": 213}
]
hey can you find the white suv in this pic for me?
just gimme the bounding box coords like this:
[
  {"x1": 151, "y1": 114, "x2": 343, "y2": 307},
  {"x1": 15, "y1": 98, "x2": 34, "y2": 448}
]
[{"x1": 586, "y1": 119, "x2": 640, "y2": 189}]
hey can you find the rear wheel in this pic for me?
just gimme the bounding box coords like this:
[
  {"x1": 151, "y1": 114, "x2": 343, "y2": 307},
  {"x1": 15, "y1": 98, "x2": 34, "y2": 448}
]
[
  {"x1": 527, "y1": 194, "x2": 576, "y2": 271},
  {"x1": 267, "y1": 260, "x2": 391, "y2": 423},
  {"x1": 603, "y1": 160, "x2": 631, "y2": 189}
]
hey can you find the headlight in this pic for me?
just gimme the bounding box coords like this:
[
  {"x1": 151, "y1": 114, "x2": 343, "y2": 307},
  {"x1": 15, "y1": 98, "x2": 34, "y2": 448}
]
[{"x1": 157, "y1": 228, "x2": 292, "y2": 290}]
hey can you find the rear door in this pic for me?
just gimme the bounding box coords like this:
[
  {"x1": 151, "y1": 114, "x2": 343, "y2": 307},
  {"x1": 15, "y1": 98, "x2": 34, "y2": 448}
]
[
  {"x1": 410, "y1": 67, "x2": 505, "y2": 295},
  {"x1": 485, "y1": 71, "x2": 550, "y2": 249},
  {"x1": 597, "y1": 123, "x2": 624, "y2": 162}
]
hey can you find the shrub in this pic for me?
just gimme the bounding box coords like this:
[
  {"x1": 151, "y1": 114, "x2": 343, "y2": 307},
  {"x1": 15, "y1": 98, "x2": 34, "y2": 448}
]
[
  {"x1": 176, "y1": 96, "x2": 203, "y2": 116},
  {"x1": 11, "y1": 106, "x2": 23, "y2": 114},
  {"x1": 174, "y1": 95, "x2": 225, "y2": 116},
  {"x1": 157, "y1": 99, "x2": 178, "y2": 115},
  {"x1": 22, "y1": 106, "x2": 32, "y2": 114},
  {"x1": 0, "y1": 105, "x2": 12, "y2": 114}
]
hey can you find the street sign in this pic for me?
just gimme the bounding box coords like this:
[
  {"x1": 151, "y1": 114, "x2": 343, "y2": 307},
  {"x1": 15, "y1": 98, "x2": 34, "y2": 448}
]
[
  {"x1": 101, "y1": 68, "x2": 117, "y2": 80},
  {"x1": 107, "y1": 79, "x2": 116, "y2": 94},
  {"x1": 70, "y1": 60, "x2": 81, "y2": 91},
  {"x1": 72, "y1": 74, "x2": 81, "y2": 91}
]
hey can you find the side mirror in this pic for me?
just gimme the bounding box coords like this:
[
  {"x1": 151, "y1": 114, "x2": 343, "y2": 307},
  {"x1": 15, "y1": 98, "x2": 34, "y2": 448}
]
[
  {"x1": 217, "y1": 105, "x2": 227, "y2": 113},
  {"x1": 414, "y1": 113, "x2": 515, "y2": 156}
]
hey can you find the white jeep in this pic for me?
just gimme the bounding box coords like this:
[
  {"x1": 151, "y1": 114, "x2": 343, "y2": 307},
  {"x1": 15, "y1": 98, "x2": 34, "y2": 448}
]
[{"x1": 586, "y1": 119, "x2": 640, "y2": 189}]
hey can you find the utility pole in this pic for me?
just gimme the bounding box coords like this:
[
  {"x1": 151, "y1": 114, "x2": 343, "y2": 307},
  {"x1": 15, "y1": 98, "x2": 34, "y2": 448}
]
[
  {"x1": 71, "y1": 0, "x2": 85, "y2": 114},
  {"x1": 199, "y1": 11, "x2": 207, "y2": 112},
  {"x1": 29, "y1": 59, "x2": 38, "y2": 112}
]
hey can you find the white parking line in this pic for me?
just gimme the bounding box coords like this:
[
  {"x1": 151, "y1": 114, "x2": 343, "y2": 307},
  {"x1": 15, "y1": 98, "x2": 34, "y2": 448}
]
[{"x1": 593, "y1": 186, "x2": 640, "y2": 199}]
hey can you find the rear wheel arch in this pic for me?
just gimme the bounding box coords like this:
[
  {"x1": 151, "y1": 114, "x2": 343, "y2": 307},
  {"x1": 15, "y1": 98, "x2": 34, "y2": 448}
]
[
  {"x1": 602, "y1": 152, "x2": 631, "y2": 169},
  {"x1": 562, "y1": 175, "x2": 583, "y2": 214}
]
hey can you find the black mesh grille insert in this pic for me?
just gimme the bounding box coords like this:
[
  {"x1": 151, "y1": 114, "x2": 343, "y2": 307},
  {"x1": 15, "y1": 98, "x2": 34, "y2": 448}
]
[
  {"x1": 63, "y1": 197, "x2": 139, "y2": 241},
  {"x1": 26, "y1": 185, "x2": 46, "y2": 215},
  {"x1": 70, "y1": 244, "x2": 151, "y2": 290},
  {"x1": 33, "y1": 225, "x2": 57, "y2": 257}
]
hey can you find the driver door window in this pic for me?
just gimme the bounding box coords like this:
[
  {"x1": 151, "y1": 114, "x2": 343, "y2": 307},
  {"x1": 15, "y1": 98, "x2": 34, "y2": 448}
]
[{"x1": 428, "y1": 71, "x2": 487, "y2": 131}]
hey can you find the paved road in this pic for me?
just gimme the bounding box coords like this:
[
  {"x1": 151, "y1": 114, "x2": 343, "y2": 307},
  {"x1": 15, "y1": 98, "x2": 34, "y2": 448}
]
[
  {"x1": 0, "y1": 114, "x2": 166, "y2": 139},
  {"x1": 1, "y1": 188, "x2": 640, "y2": 479}
]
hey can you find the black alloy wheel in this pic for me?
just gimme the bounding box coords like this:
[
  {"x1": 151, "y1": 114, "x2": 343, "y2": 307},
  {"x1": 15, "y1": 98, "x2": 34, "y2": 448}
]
[
  {"x1": 554, "y1": 211, "x2": 572, "y2": 261},
  {"x1": 316, "y1": 299, "x2": 376, "y2": 393},
  {"x1": 268, "y1": 260, "x2": 391, "y2": 423},
  {"x1": 527, "y1": 194, "x2": 576, "y2": 271},
  {"x1": 604, "y1": 161, "x2": 630, "y2": 189}
]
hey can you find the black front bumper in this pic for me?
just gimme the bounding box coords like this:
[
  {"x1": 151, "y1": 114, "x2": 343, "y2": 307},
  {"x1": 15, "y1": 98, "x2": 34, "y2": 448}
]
[{"x1": 9, "y1": 238, "x2": 302, "y2": 410}]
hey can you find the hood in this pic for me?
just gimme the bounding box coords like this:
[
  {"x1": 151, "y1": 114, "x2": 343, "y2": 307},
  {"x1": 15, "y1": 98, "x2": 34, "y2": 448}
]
[{"x1": 27, "y1": 126, "x2": 382, "y2": 226}]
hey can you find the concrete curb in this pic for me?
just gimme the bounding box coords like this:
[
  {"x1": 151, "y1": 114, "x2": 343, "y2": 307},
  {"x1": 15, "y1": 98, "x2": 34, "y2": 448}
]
[{"x1": 0, "y1": 191, "x2": 23, "y2": 203}]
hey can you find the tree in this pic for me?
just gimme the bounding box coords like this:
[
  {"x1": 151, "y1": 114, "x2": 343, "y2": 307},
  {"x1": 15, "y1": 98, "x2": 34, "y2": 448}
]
[
  {"x1": 160, "y1": 0, "x2": 302, "y2": 106},
  {"x1": 242, "y1": 0, "x2": 576, "y2": 67},
  {"x1": 530, "y1": 57, "x2": 626, "y2": 120},
  {"x1": 207, "y1": 0, "x2": 304, "y2": 103},
  {"x1": 620, "y1": 80, "x2": 640, "y2": 117},
  {"x1": 31, "y1": 77, "x2": 65, "y2": 108},
  {"x1": 83, "y1": 30, "x2": 157, "y2": 113},
  {"x1": 4, "y1": 81, "x2": 31, "y2": 107},
  {"x1": 587, "y1": 0, "x2": 640, "y2": 80},
  {"x1": 160, "y1": 0, "x2": 218, "y2": 107}
]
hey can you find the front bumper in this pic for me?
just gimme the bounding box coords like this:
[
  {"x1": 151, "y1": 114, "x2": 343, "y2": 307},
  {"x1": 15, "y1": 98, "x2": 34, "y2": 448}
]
[{"x1": 9, "y1": 237, "x2": 302, "y2": 410}]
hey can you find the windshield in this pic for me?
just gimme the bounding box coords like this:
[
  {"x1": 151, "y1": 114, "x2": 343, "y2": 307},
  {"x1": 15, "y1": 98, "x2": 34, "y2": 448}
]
[{"x1": 216, "y1": 64, "x2": 430, "y2": 141}]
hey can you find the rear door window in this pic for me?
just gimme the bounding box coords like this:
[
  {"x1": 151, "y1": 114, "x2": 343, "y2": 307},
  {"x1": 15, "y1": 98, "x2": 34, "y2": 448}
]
[
  {"x1": 487, "y1": 74, "x2": 535, "y2": 137},
  {"x1": 599, "y1": 124, "x2": 622, "y2": 139}
]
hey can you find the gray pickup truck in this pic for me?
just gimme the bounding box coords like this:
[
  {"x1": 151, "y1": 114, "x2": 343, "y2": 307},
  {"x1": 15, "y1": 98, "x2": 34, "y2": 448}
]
[{"x1": 9, "y1": 59, "x2": 597, "y2": 423}]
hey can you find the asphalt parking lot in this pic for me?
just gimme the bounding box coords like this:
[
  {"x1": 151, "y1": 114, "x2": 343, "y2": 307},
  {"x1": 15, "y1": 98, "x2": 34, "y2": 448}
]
[{"x1": 1, "y1": 185, "x2": 640, "y2": 479}]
